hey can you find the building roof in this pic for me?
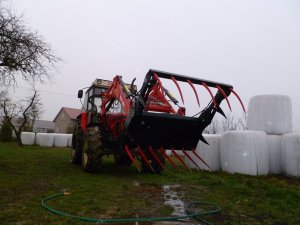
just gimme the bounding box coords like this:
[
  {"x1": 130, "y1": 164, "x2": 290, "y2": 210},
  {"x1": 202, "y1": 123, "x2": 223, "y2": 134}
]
[
  {"x1": 33, "y1": 120, "x2": 55, "y2": 130},
  {"x1": 53, "y1": 107, "x2": 81, "y2": 121}
]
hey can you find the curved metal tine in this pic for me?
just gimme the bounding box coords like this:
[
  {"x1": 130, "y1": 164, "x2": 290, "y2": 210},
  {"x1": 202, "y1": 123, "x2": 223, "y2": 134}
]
[
  {"x1": 125, "y1": 145, "x2": 141, "y2": 173},
  {"x1": 171, "y1": 76, "x2": 184, "y2": 104},
  {"x1": 148, "y1": 146, "x2": 166, "y2": 171},
  {"x1": 137, "y1": 146, "x2": 155, "y2": 173},
  {"x1": 153, "y1": 73, "x2": 163, "y2": 87},
  {"x1": 191, "y1": 148, "x2": 213, "y2": 171},
  {"x1": 171, "y1": 147, "x2": 192, "y2": 173},
  {"x1": 182, "y1": 149, "x2": 201, "y2": 170},
  {"x1": 160, "y1": 147, "x2": 178, "y2": 171},
  {"x1": 216, "y1": 106, "x2": 227, "y2": 119},
  {"x1": 202, "y1": 82, "x2": 216, "y2": 108},
  {"x1": 216, "y1": 85, "x2": 232, "y2": 111},
  {"x1": 230, "y1": 88, "x2": 246, "y2": 113},
  {"x1": 187, "y1": 80, "x2": 200, "y2": 107}
]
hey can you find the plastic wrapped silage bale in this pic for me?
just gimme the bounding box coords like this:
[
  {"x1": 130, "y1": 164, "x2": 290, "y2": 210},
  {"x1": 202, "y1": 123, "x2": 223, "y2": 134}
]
[
  {"x1": 21, "y1": 132, "x2": 35, "y2": 145},
  {"x1": 54, "y1": 133, "x2": 69, "y2": 148},
  {"x1": 67, "y1": 134, "x2": 73, "y2": 147},
  {"x1": 267, "y1": 135, "x2": 282, "y2": 174},
  {"x1": 281, "y1": 133, "x2": 300, "y2": 177},
  {"x1": 220, "y1": 131, "x2": 269, "y2": 176},
  {"x1": 36, "y1": 133, "x2": 54, "y2": 147},
  {"x1": 185, "y1": 134, "x2": 221, "y2": 171},
  {"x1": 247, "y1": 95, "x2": 292, "y2": 134}
]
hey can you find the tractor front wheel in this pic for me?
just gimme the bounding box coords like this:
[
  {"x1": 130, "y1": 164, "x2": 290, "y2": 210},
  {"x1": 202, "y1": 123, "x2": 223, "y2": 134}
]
[{"x1": 82, "y1": 126, "x2": 103, "y2": 173}]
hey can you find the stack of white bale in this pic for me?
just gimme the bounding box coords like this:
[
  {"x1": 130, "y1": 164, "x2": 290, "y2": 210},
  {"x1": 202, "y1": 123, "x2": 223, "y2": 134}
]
[
  {"x1": 185, "y1": 134, "x2": 221, "y2": 171},
  {"x1": 246, "y1": 95, "x2": 298, "y2": 177},
  {"x1": 184, "y1": 94, "x2": 297, "y2": 177},
  {"x1": 19, "y1": 132, "x2": 73, "y2": 148},
  {"x1": 21, "y1": 132, "x2": 36, "y2": 145}
]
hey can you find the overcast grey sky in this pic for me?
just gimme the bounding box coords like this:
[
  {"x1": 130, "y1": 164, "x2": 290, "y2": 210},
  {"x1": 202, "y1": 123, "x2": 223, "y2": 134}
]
[{"x1": 9, "y1": 0, "x2": 300, "y2": 130}]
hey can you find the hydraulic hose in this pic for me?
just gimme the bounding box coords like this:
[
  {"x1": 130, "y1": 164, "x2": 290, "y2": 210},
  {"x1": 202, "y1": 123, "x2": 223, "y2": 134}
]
[{"x1": 41, "y1": 192, "x2": 221, "y2": 225}]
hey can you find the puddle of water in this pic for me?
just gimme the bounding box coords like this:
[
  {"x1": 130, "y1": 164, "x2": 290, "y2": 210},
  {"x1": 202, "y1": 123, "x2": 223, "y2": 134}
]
[
  {"x1": 155, "y1": 185, "x2": 198, "y2": 225},
  {"x1": 130, "y1": 183, "x2": 198, "y2": 225},
  {"x1": 162, "y1": 185, "x2": 186, "y2": 217}
]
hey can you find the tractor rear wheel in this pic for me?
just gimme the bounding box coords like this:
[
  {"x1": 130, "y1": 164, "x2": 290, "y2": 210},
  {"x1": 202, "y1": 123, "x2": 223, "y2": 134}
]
[
  {"x1": 71, "y1": 120, "x2": 83, "y2": 165},
  {"x1": 82, "y1": 126, "x2": 103, "y2": 173},
  {"x1": 141, "y1": 148, "x2": 165, "y2": 174}
]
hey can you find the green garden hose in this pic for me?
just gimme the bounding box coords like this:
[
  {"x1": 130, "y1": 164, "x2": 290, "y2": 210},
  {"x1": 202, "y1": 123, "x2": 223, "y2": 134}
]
[{"x1": 41, "y1": 192, "x2": 221, "y2": 225}]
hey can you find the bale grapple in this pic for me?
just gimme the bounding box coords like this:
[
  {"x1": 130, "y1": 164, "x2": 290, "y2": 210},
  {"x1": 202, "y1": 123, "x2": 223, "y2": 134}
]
[{"x1": 72, "y1": 69, "x2": 245, "y2": 173}]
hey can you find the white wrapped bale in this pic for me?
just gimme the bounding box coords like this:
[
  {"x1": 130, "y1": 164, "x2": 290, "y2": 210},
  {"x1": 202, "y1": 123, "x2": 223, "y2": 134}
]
[
  {"x1": 36, "y1": 133, "x2": 54, "y2": 147},
  {"x1": 21, "y1": 132, "x2": 35, "y2": 145},
  {"x1": 281, "y1": 133, "x2": 300, "y2": 177},
  {"x1": 247, "y1": 95, "x2": 292, "y2": 135},
  {"x1": 267, "y1": 135, "x2": 282, "y2": 174},
  {"x1": 54, "y1": 134, "x2": 69, "y2": 148},
  {"x1": 220, "y1": 131, "x2": 269, "y2": 176},
  {"x1": 185, "y1": 134, "x2": 221, "y2": 171},
  {"x1": 67, "y1": 134, "x2": 73, "y2": 147}
]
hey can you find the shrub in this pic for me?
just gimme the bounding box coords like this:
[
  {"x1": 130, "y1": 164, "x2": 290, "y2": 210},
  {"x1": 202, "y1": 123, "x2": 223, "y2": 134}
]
[{"x1": 0, "y1": 119, "x2": 12, "y2": 142}]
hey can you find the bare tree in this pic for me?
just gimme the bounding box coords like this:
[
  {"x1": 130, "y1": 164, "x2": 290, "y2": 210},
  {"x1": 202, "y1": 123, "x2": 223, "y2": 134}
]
[
  {"x1": 0, "y1": 90, "x2": 43, "y2": 146},
  {"x1": 237, "y1": 113, "x2": 247, "y2": 130},
  {"x1": 204, "y1": 113, "x2": 247, "y2": 134},
  {"x1": 0, "y1": 2, "x2": 60, "y2": 86},
  {"x1": 204, "y1": 117, "x2": 222, "y2": 134},
  {"x1": 221, "y1": 113, "x2": 240, "y2": 132}
]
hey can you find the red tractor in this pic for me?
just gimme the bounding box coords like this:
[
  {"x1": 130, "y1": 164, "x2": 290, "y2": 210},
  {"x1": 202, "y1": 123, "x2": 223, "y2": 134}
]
[{"x1": 72, "y1": 69, "x2": 245, "y2": 173}]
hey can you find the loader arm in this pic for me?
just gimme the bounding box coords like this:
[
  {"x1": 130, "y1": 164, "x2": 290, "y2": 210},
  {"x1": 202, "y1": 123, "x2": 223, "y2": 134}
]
[{"x1": 125, "y1": 69, "x2": 244, "y2": 149}]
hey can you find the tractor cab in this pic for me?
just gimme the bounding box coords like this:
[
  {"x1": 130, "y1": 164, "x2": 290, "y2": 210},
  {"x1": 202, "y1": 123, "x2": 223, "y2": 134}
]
[{"x1": 78, "y1": 79, "x2": 113, "y2": 114}]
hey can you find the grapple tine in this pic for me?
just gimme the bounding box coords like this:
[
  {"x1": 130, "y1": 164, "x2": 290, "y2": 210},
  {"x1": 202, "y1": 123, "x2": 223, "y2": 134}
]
[
  {"x1": 171, "y1": 76, "x2": 184, "y2": 104},
  {"x1": 192, "y1": 148, "x2": 213, "y2": 171},
  {"x1": 171, "y1": 147, "x2": 192, "y2": 173},
  {"x1": 216, "y1": 85, "x2": 232, "y2": 111},
  {"x1": 200, "y1": 134, "x2": 209, "y2": 145},
  {"x1": 125, "y1": 145, "x2": 141, "y2": 173},
  {"x1": 148, "y1": 146, "x2": 166, "y2": 171},
  {"x1": 153, "y1": 73, "x2": 163, "y2": 87},
  {"x1": 216, "y1": 106, "x2": 227, "y2": 119},
  {"x1": 137, "y1": 146, "x2": 155, "y2": 173},
  {"x1": 202, "y1": 82, "x2": 216, "y2": 108},
  {"x1": 182, "y1": 149, "x2": 201, "y2": 170},
  {"x1": 187, "y1": 79, "x2": 200, "y2": 107},
  {"x1": 160, "y1": 147, "x2": 179, "y2": 171},
  {"x1": 230, "y1": 88, "x2": 246, "y2": 113}
]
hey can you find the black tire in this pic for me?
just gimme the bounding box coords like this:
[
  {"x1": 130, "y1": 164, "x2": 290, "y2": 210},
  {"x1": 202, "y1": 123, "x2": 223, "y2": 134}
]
[
  {"x1": 141, "y1": 148, "x2": 165, "y2": 174},
  {"x1": 114, "y1": 153, "x2": 132, "y2": 166},
  {"x1": 71, "y1": 120, "x2": 83, "y2": 165},
  {"x1": 82, "y1": 126, "x2": 103, "y2": 173}
]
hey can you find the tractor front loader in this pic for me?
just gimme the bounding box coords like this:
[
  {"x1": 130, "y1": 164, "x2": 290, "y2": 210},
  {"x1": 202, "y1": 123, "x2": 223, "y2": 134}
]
[{"x1": 72, "y1": 69, "x2": 245, "y2": 173}]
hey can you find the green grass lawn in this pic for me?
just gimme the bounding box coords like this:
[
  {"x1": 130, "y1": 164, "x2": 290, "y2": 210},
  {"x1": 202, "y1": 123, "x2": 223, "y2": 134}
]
[{"x1": 0, "y1": 142, "x2": 299, "y2": 225}]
